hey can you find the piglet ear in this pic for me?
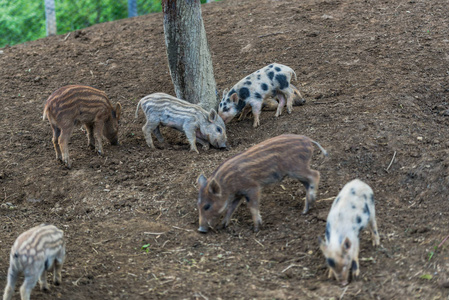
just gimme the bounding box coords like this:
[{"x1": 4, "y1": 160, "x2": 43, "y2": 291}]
[
  {"x1": 208, "y1": 109, "x2": 218, "y2": 122},
  {"x1": 230, "y1": 93, "x2": 239, "y2": 103},
  {"x1": 342, "y1": 237, "x2": 352, "y2": 252},
  {"x1": 115, "y1": 103, "x2": 122, "y2": 120},
  {"x1": 222, "y1": 88, "x2": 229, "y2": 98},
  {"x1": 197, "y1": 174, "x2": 207, "y2": 190},
  {"x1": 318, "y1": 236, "x2": 327, "y2": 252},
  {"x1": 208, "y1": 179, "x2": 222, "y2": 196}
]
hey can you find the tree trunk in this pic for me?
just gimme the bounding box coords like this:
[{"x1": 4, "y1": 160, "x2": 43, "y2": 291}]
[
  {"x1": 162, "y1": 0, "x2": 217, "y2": 111},
  {"x1": 128, "y1": 0, "x2": 137, "y2": 17},
  {"x1": 44, "y1": 0, "x2": 57, "y2": 36}
]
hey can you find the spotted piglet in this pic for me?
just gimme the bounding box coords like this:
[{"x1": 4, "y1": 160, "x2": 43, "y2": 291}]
[
  {"x1": 319, "y1": 179, "x2": 380, "y2": 286},
  {"x1": 218, "y1": 63, "x2": 297, "y2": 127}
]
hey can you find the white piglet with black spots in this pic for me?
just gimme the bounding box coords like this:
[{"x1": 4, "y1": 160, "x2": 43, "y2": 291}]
[
  {"x1": 218, "y1": 63, "x2": 298, "y2": 127},
  {"x1": 319, "y1": 179, "x2": 380, "y2": 286}
]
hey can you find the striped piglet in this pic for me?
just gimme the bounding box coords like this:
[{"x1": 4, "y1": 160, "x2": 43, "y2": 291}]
[
  {"x1": 135, "y1": 93, "x2": 228, "y2": 153},
  {"x1": 3, "y1": 224, "x2": 65, "y2": 300},
  {"x1": 197, "y1": 134, "x2": 327, "y2": 233},
  {"x1": 43, "y1": 85, "x2": 121, "y2": 168}
]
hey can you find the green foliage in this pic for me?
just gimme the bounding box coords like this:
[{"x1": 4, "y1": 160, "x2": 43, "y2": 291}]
[
  {"x1": 141, "y1": 243, "x2": 150, "y2": 253},
  {"x1": 0, "y1": 0, "x2": 162, "y2": 48},
  {"x1": 0, "y1": 0, "x2": 219, "y2": 48},
  {"x1": 0, "y1": 0, "x2": 46, "y2": 47}
]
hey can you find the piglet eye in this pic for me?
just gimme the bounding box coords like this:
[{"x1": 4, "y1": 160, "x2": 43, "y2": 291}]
[
  {"x1": 216, "y1": 127, "x2": 222, "y2": 133},
  {"x1": 203, "y1": 204, "x2": 211, "y2": 211}
]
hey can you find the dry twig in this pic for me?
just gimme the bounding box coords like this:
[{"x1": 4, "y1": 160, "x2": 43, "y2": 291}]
[{"x1": 385, "y1": 151, "x2": 397, "y2": 172}]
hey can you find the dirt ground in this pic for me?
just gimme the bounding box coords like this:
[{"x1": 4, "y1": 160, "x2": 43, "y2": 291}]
[{"x1": 1, "y1": 0, "x2": 449, "y2": 298}]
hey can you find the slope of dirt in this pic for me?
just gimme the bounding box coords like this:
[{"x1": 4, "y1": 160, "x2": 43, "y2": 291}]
[{"x1": 1, "y1": 0, "x2": 449, "y2": 298}]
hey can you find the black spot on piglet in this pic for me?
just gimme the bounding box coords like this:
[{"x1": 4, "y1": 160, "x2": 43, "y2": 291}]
[
  {"x1": 239, "y1": 87, "x2": 250, "y2": 100},
  {"x1": 351, "y1": 260, "x2": 358, "y2": 271},
  {"x1": 363, "y1": 203, "x2": 370, "y2": 216},
  {"x1": 268, "y1": 71, "x2": 274, "y2": 81},
  {"x1": 356, "y1": 216, "x2": 362, "y2": 224},
  {"x1": 255, "y1": 93, "x2": 262, "y2": 99},
  {"x1": 261, "y1": 83, "x2": 268, "y2": 91},
  {"x1": 326, "y1": 223, "x2": 331, "y2": 240},
  {"x1": 236, "y1": 99, "x2": 246, "y2": 112},
  {"x1": 228, "y1": 89, "x2": 236, "y2": 97},
  {"x1": 275, "y1": 74, "x2": 289, "y2": 89},
  {"x1": 275, "y1": 67, "x2": 281, "y2": 72}
]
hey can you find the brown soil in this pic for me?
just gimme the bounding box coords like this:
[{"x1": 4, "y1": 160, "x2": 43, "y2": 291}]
[{"x1": 1, "y1": 0, "x2": 449, "y2": 298}]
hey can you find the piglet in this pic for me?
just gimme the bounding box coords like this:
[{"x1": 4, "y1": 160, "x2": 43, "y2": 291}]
[
  {"x1": 197, "y1": 134, "x2": 327, "y2": 233},
  {"x1": 319, "y1": 179, "x2": 380, "y2": 286},
  {"x1": 218, "y1": 63, "x2": 298, "y2": 127},
  {"x1": 43, "y1": 85, "x2": 121, "y2": 169},
  {"x1": 3, "y1": 224, "x2": 66, "y2": 300},
  {"x1": 239, "y1": 83, "x2": 306, "y2": 120},
  {"x1": 135, "y1": 93, "x2": 228, "y2": 153}
]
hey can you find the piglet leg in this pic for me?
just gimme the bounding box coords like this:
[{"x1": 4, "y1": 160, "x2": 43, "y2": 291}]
[
  {"x1": 142, "y1": 121, "x2": 157, "y2": 149},
  {"x1": 222, "y1": 197, "x2": 243, "y2": 228},
  {"x1": 275, "y1": 93, "x2": 286, "y2": 117},
  {"x1": 50, "y1": 124, "x2": 62, "y2": 161},
  {"x1": 251, "y1": 103, "x2": 262, "y2": 128},
  {"x1": 58, "y1": 127, "x2": 74, "y2": 169},
  {"x1": 3, "y1": 266, "x2": 18, "y2": 300},
  {"x1": 369, "y1": 215, "x2": 381, "y2": 247},
  {"x1": 245, "y1": 187, "x2": 262, "y2": 232},
  {"x1": 184, "y1": 124, "x2": 199, "y2": 154}
]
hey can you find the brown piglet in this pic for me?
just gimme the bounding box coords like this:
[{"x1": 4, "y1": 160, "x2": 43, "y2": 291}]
[
  {"x1": 42, "y1": 85, "x2": 121, "y2": 168},
  {"x1": 197, "y1": 134, "x2": 327, "y2": 233}
]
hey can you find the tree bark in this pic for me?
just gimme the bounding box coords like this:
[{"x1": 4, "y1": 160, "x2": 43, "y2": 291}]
[
  {"x1": 162, "y1": 0, "x2": 217, "y2": 111},
  {"x1": 128, "y1": 0, "x2": 137, "y2": 17},
  {"x1": 44, "y1": 0, "x2": 57, "y2": 36}
]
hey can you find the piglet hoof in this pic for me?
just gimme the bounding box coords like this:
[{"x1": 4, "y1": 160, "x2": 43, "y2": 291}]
[
  {"x1": 88, "y1": 144, "x2": 95, "y2": 150},
  {"x1": 54, "y1": 280, "x2": 61, "y2": 286},
  {"x1": 97, "y1": 150, "x2": 103, "y2": 156},
  {"x1": 302, "y1": 208, "x2": 309, "y2": 215},
  {"x1": 197, "y1": 226, "x2": 208, "y2": 233},
  {"x1": 40, "y1": 285, "x2": 49, "y2": 291},
  {"x1": 190, "y1": 149, "x2": 200, "y2": 154}
]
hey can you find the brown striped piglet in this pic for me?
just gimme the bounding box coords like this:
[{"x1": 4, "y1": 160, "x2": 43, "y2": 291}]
[
  {"x1": 218, "y1": 63, "x2": 298, "y2": 127},
  {"x1": 196, "y1": 134, "x2": 327, "y2": 233},
  {"x1": 319, "y1": 179, "x2": 380, "y2": 286},
  {"x1": 238, "y1": 83, "x2": 306, "y2": 120},
  {"x1": 3, "y1": 224, "x2": 65, "y2": 300},
  {"x1": 43, "y1": 85, "x2": 121, "y2": 169},
  {"x1": 135, "y1": 93, "x2": 228, "y2": 153}
]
